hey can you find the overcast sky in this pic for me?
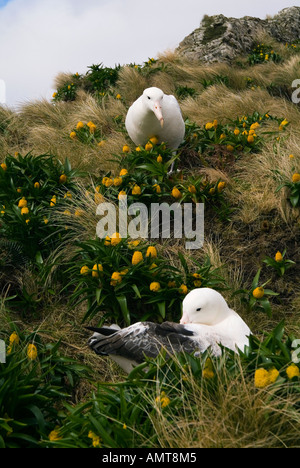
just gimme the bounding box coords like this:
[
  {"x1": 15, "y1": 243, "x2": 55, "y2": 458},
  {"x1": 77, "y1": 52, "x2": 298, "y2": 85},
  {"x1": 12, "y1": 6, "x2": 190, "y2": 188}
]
[{"x1": 0, "y1": 0, "x2": 297, "y2": 108}]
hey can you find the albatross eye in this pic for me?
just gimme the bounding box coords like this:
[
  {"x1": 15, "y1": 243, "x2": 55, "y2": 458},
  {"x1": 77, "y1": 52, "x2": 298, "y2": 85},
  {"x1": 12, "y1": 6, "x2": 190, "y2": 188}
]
[
  {"x1": 196, "y1": 308, "x2": 201, "y2": 312},
  {"x1": 147, "y1": 96, "x2": 150, "y2": 100}
]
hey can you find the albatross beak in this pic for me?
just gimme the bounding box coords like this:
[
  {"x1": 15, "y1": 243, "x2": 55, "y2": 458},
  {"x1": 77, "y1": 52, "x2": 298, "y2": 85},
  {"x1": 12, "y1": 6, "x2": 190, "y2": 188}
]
[
  {"x1": 153, "y1": 101, "x2": 164, "y2": 127},
  {"x1": 180, "y1": 310, "x2": 189, "y2": 325}
]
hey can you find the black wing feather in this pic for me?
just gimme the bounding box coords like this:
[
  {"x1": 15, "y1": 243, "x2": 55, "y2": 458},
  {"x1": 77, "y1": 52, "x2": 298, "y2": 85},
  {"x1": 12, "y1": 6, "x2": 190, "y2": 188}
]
[{"x1": 88, "y1": 321, "x2": 200, "y2": 362}]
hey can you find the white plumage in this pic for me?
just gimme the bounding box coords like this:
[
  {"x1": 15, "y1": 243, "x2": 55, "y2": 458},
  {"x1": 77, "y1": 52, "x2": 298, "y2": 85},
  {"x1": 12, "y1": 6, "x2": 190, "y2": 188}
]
[
  {"x1": 88, "y1": 288, "x2": 251, "y2": 374},
  {"x1": 125, "y1": 87, "x2": 185, "y2": 149}
]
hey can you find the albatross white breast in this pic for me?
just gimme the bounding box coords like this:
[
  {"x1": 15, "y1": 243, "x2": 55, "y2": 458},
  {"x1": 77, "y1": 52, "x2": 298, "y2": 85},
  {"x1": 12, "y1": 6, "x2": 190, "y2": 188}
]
[
  {"x1": 125, "y1": 87, "x2": 185, "y2": 150},
  {"x1": 87, "y1": 288, "x2": 251, "y2": 374}
]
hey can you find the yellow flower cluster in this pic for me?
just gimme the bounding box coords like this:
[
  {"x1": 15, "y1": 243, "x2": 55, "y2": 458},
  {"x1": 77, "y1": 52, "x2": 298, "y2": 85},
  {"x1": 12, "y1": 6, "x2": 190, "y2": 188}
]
[
  {"x1": 88, "y1": 431, "x2": 101, "y2": 448},
  {"x1": 254, "y1": 367, "x2": 279, "y2": 388},
  {"x1": 155, "y1": 391, "x2": 170, "y2": 408}
]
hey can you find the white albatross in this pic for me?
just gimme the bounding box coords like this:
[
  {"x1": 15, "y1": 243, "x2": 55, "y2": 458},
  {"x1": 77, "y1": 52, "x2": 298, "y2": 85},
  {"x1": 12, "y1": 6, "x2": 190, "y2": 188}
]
[
  {"x1": 87, "y1": 288, "x2": 251, "y2": 374},
  {"x1": 125, "y1": 87, "x2": 185, "y2": 150}
]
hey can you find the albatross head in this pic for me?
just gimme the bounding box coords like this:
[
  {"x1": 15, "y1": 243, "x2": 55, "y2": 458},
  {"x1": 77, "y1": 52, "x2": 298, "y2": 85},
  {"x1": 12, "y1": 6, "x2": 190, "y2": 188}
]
[
  {"x1": 142, "y1": 87, "x2": 164, "y2": 127},
  {"x1": 180, "y1": 288, "x2": 231, "y2": 326}
]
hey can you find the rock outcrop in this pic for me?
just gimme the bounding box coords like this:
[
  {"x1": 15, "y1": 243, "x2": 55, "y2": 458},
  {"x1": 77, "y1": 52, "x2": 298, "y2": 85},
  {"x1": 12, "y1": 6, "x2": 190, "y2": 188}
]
[{"x1": 177, "y1": 7, "x2": 300, "y2": 63}]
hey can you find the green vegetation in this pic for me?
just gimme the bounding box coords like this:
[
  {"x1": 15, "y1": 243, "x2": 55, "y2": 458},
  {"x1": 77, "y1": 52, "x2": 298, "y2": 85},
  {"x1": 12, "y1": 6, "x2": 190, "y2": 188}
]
[{"x1": 0, "y1": 32, "x2": 300, "y2": 448}]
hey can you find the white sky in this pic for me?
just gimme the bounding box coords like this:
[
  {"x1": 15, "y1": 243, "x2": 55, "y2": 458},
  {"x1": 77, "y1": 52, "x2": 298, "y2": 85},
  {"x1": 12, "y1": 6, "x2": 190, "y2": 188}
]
[{"x1": 0, "y1": 0, "x2": 297, "y2": 108}]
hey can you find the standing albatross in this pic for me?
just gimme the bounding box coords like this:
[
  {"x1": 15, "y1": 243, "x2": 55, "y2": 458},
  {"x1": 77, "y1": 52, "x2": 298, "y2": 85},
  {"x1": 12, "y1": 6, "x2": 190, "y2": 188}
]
[
  {"x1": 125, "y1": 87, "x2": 185, "y2": 150},
  {"x1": 87, "y1": 288, "x2": 251, "y2": 373}
]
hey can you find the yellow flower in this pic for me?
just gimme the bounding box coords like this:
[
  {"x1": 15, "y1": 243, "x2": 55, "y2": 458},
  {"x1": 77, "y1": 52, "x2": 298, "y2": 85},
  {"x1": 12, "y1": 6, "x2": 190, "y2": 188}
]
[
  {"x1": 289, "y1": 154, "x2": 294, "y2": 159},
  {"x1": 88, "y1": 431, "x2": 101, "y2": 448},
  {"x1": 275, "y1": 251, "x2": 283, "y2": 262},
  {"x1": 111, "y1": 232, "x2": 122, "y2": 246},
  {"x1": 286, "y1": 364, "x2": 300, "y2": 379},
  {"x1": 150, "y1": 282, "x2": 161, "y2": 292},
  {"x1": 292, "y1": 173, "x2": 300, "y2": 183},
  {"x1": 254, "y1": 368, "x2": 270, "y2": 388},
  {"x1": 132, "y1": 185, "x2": 141, "y2": 196},
  {"x1": 116, "y1": 93, "x2": 121, "y2": 99},
  {"x1": 50, "y1": 196, "x2": 57, "y2": 207},
  {"x1": 145, "y1": 142, "x2": 153, "y2": 151},
  {"x1": 253, "y1": 287, "x2": 264, "y2": 299},
  {"x1": 89, "y1": 124, "x2": 97, "y2": 134},
  {"x1": 18, "y1": 197, "x2": 27, "y2": 208},
  {"x1": 75, "y1": 209, "x2": 83, "y2": 217},
  {"x1": 268, "y1": 368, "x2": 279, "y2": 384},
  {"x1": 27, "y1": 343, "x2": 38, "y2": 360},
  {"x1": 87, "y1": 121, "x2": 95, "y2": 128},
  {"x1": 205, "y1": 122, "x2": 214, "y2": 130},
  {"x1": 247, "y1": 135, "x2": 255, "y2": 144},
  {"x1": 153, "y1": 184, "x2": 161, "y2": 194},
  {"x1": 149, "y1": 136, "x2": 159, "y2": 145},
  {"x1": 122, "y1": 145, "x2": 130, "y2": 153},
  {"x1": 128, "y1": 239, "x2": 140, "y2": 248},
  {"x1": 280, "y1": 119, "x2": 288, "y2": 127},
  {"x1": 98, "y1": 140, "x2": 105, "y2": 147},
  {"x1": 21, "y1": 207, "x2": 29, "y2": 215},
  {"x1": 226, "y1": 145, "x2": 234, "y2": 152},
  {"x1": 179, "y1": 284, "x2": 188, "y2": 295},
  {"x1": 146, "y1": 246, "x2": 157, "y2": 258},
  {"x1": 171, "y1": 187, "x2": 182, "y2": 199},
  {"x1": 9, "y1": 332, "x2": 20, "y2": 345},
  {"x1": 92, "y1": 264, "x2": 103, "y2": 278},
  {"x1": 119, "y1": 168, "x2": 128, "y2": 176},
  {"x1": 49, "y1": 429, "x2": 62, "y2": 441},
  {"x1": 220, "y1": 133, "x2": 226, "y2": 139},
  {"x1": 132, "y1": 251, "x2": 143, "y2": 265},
  {"x1": 113, "y1": 176, "x2": 123, "y2": 187},
  {"x1": 95, "y1": 192, "x2": 104, "y2": 204},
  {"x1": 250, "y1": 122, "x2": 260, "y2": 131},
  {"x1": 155, "y1": 391, "x2": 170, "y2": 408},
  {"x1": 102, "y1": 177, "x2": 113, "y2": 187},
  {"x1": 135, "y1": 146, "x2": 141, "y2": 152},
  {"x1": 234, "y1": 128, "x2": 240, "y2": 136},
  {"x1": 44, "y1": 217, "x2": 49, "y2": 225},
  {"x1": 34, "y1": 182, "x2": 40, "y2": 189},
  {"x1": 63, "y1": 209, "x2": 71, "y2": 216},
  {"x1": 80, "y1": 265, "x2": 89, "y2": 276},
  {"x1": 1, "y1": 163, "x2": 7, "y2": 171},
  {"x1": 110, "y1": 271, "x2": 122, "y2": 286},
  {"x1": 76, "y1": 121, "x2": 84, "y2": 130},
  {"x1": 59, "y1": 174, "x2": 67, "y2": 184},
  {"x1": 52, "y1": 92, "x2": 57, "y2": 98},
  {"x1": 168, "y1": 281, "x2": 176, "y2": 288},
  {"x1": 64, "y1": 191, "x2": 72, "y2": 199},
  {"x1": 156, "y1": 155, "x2": 163, "y2": 163},
  {"x1": 217, "y1": 181, "x2": 226, "y2": 192},
  {"x1": 188, "y1": 185, "x2": 197, "y2": 194},
  {"x1": 70, "y1": 131, "x2": 77, "y2": 139}
]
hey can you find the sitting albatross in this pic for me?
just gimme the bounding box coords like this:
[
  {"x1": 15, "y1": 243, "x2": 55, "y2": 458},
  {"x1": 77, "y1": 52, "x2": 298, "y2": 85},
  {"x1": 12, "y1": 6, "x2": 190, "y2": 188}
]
[
  {"x1": 125, "y1": 87, "x2": 185, "y2": 150},
  {"x1": 87, "y1": 288, "x2": 251, "y2": 373}
]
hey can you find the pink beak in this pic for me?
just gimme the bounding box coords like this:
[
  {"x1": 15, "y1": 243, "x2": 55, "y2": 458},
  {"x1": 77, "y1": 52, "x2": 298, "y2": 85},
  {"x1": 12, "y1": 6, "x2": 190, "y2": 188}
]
[
  {"x1": 153, "y1": 101, "x2": 164, "y2": 127},
  {"x1": 180, "y1": 311, "x2": 189, "y2": 325}
]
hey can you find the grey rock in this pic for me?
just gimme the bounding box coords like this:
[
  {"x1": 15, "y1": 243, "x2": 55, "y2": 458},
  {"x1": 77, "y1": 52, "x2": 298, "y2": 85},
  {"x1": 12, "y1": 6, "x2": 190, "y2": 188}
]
[{"x1": 177, "y1": 7, "x2": 300, "y2": 63}]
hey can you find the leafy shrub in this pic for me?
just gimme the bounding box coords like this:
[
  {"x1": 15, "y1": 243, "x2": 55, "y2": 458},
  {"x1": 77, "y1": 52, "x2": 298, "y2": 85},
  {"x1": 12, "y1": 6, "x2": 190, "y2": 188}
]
[
  {"x1": 67, "y1": 237, "x2": 224, "y2": 325},
  {"x1": 248, "y1": 43, "x2": 282, "y2": 65},
  {"x1": 0, "y1": 153, "x2": 83, "y2": 261},
  {"x1": 0, "y1": 328, "x2": 90, "y2": 448}
]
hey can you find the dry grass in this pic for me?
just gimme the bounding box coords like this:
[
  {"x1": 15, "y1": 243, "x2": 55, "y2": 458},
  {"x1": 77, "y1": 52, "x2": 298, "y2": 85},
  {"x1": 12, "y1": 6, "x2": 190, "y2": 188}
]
[{"x1": 1, "y1": 43, "x2": 300, "y2": 448}]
